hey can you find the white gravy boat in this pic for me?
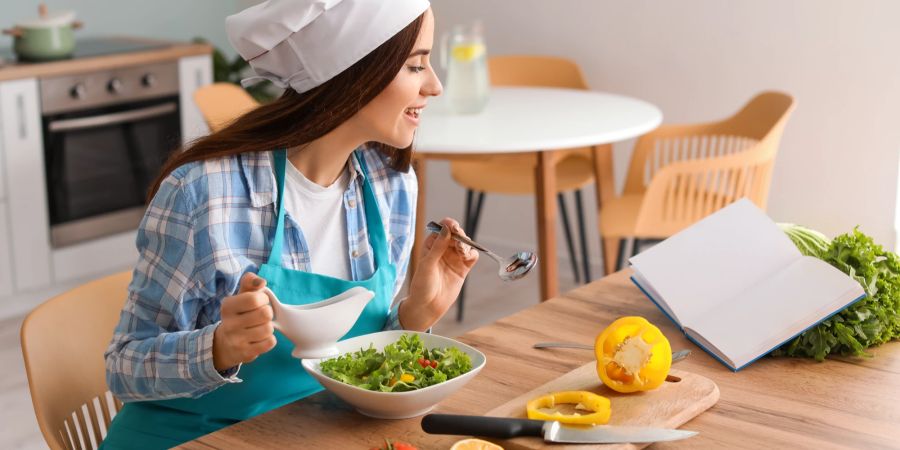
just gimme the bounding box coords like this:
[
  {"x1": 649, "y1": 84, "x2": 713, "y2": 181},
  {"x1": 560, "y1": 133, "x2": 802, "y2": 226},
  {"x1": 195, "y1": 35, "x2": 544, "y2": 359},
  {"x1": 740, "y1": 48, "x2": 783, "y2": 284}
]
[{"x1": 263, "y1": 286, "x2": 375, "y2": 359}]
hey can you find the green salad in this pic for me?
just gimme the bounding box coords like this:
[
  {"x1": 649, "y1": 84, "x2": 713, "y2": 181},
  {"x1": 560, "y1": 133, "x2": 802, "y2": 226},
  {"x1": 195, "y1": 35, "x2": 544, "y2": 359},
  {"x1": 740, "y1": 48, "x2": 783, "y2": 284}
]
[{"x1": 319, "y1": 334, "x2": 473, "y2": 392}]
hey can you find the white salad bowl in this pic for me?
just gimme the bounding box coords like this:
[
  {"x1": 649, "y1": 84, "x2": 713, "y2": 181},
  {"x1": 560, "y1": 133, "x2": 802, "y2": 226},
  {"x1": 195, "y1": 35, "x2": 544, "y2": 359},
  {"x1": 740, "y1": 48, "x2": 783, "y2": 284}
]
[{"x1": 301, "y1": 330, "x2": 486, "y2": 419}]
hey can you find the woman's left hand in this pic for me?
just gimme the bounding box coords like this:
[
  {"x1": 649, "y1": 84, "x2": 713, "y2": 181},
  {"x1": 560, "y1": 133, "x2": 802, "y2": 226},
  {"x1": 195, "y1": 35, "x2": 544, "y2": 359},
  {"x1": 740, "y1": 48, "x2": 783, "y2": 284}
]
[{"x1": 400, "y1": 217, "x2": 479, "y2": 330}]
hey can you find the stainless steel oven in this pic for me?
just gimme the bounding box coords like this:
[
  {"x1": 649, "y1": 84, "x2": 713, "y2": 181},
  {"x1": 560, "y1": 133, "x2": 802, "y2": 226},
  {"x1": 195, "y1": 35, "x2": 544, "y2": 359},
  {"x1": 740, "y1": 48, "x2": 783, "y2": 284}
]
[{"x1": 40, "y1": 61, "x2": 181, "y2": 247}]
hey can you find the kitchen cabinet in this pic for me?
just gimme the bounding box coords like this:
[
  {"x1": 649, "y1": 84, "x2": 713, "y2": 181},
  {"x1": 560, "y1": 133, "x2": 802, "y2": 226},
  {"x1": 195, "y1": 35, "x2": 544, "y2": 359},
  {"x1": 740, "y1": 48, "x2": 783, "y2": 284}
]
[
  {"x1": 0, "y1": 104, "x2": 5, "y2": 202},
  {"x1": 0, "y1": 40, "x2": 213, "y2": 308},
  {"x1": 52, "y1": 233, "x2": 137, "y2": 283},
  {"x1": 178, "y1": 55, "x2": 212, "y2": 145},
  {"x1": 0, "y1": 202, "x2": 12, "y2": 296},
  {"x1": 0, "y1": 78, "x2": 52, "y2": 291},
  {"x1": 0, "y1": 95, "x2": 8, "y2": 296}
]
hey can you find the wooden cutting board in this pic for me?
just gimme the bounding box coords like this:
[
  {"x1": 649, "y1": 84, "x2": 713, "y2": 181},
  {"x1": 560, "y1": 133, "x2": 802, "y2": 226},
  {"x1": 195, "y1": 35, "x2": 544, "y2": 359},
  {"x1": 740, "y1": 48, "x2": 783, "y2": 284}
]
[{"x1": 483, "y1": 364, "x2": 720, "y2": 450}]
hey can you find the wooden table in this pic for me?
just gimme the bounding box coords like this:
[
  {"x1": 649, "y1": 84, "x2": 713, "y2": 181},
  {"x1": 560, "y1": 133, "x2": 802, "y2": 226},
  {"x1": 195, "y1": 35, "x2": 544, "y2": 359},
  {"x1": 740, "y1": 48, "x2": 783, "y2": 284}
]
[
  {"x1": 410, "y1": 87, "x2": 662, "y2": 300},
  {"x1": 181, "y1": 270, "x2": 900, "y2": 449}
]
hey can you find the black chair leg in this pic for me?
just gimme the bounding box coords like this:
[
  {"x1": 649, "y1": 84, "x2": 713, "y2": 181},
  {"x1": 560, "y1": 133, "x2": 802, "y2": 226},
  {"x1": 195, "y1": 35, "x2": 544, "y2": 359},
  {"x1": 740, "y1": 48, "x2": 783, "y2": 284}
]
[
  {"x1": 615, "y1": 238, "x2": 628, "y2": 272},
  {"x1": 457, "y1": 190, "x2": 486, "y2": 322},
  {"x1": 632, "y1": 238, "x2": 661, "y2": 257},
  {"x1": 574, "y1": 189, "x2": 591, "y2": 282},
  {"x1": 558, "y1": 193, "x2": 581, "y2": 284},
  {"x1": 469, "y1": 191, "x2": 485, "y2": 238},
  {"x1": 614, "y1": 238, "x2": 657, "y2": 272},
  {"x1": 463, "y1": 190, "x2": 475, "y2": 230},
  {"x1": 597, "y1": 236, "x2": 606, "y2": 276}
]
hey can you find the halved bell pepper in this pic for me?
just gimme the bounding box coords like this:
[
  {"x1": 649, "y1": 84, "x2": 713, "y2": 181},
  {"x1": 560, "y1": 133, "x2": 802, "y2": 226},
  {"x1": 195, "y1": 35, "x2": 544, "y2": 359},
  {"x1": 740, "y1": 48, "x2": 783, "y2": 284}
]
[
  {"x1": 526, "y1": 390, "x2": 611, "y2": 425},
  {"x1": 595, "y1": 316, "x2": 671, "y2": 393}
]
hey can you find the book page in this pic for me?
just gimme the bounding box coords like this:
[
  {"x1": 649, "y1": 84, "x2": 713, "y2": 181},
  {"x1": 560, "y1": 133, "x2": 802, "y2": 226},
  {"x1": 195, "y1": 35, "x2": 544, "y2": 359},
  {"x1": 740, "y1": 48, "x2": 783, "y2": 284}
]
[
  {"x1": 683, "y1": 329, "x2": 735, "y2": 369},
  {"x1": 631, "y1": 272, "x2": 681, "y2": 326},
  {"x1": 688, "y1": 256, "x2": 864, "y2": 369},
  {"x1": 629, "y1": 199, "x2": 801, "y2": 327}
]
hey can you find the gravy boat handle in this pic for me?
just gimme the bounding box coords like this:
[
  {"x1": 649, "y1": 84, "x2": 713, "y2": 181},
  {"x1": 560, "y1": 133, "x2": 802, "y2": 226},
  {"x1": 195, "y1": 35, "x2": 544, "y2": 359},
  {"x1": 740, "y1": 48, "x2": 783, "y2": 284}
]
[{"x1": 262, "y1": 287, "x2": 285, "y2": 332}]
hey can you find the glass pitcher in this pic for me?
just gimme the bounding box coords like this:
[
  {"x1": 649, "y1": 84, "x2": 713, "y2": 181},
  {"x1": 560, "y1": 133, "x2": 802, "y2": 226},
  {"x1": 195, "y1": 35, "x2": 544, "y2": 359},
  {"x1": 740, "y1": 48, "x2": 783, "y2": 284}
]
[{"x1": 441, "y1": 22, "x2": 489, "y2": 114}]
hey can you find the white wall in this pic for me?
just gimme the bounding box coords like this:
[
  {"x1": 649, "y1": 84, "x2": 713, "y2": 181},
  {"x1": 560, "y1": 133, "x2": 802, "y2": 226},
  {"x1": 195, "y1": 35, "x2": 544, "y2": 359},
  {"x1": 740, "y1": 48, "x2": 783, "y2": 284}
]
[{"x1": 428, "y1": 0, "x2": 900, "y2": 263}]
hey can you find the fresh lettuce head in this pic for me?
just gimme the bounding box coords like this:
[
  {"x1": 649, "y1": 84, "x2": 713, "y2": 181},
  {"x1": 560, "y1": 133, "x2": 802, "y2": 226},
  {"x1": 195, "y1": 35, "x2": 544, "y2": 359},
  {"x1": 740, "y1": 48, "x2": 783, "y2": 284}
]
[{"x1": 776, "y1": 227, "x2": 900, "y2": 360}]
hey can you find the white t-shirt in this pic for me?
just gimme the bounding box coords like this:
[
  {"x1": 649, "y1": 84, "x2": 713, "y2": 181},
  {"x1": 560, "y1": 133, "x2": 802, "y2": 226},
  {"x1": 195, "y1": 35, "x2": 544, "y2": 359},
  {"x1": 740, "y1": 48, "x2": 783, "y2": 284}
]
[{"x1": 282, "y1": 160, "x2": 351, "y2": 279}]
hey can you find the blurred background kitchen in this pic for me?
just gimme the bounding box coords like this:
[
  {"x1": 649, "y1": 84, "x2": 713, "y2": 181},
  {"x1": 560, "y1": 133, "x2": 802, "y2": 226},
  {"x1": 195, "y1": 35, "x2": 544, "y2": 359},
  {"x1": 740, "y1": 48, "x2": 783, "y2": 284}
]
[{"x1": 2, "y1": 0, "x2": 900, "y2": 448}]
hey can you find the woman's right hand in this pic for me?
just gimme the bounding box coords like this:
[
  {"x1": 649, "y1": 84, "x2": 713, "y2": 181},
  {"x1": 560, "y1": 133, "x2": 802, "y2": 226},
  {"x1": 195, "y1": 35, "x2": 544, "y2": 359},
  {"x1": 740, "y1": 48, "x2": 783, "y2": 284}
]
[{"x1": 212, "y1": 272, "x2": 277, "y2": 371}]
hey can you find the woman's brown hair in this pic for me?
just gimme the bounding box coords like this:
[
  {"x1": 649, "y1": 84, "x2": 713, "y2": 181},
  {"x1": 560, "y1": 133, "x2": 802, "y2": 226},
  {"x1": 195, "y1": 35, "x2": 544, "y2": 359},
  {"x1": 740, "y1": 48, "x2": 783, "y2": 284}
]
[{"x1": 148, "y1": 14, "x2": 425, "y2": 201}]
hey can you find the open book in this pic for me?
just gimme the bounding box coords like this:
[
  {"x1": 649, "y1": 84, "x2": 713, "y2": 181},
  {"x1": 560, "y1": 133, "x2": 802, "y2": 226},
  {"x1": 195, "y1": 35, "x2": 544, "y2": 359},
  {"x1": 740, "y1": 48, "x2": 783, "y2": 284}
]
[{"x1": 629, "y1": 199, "x2": 865, "y2": 371}]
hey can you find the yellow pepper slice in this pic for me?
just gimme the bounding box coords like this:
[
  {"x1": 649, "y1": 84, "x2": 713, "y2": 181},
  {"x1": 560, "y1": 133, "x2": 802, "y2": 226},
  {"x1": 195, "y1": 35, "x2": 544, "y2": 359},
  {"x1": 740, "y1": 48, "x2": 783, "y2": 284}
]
[
  {"x1": 526, "y1": 391, "x2": 611, "y2": 425},
  {"x1": 595, "y1": 316, "x2": 672, "y2": 393}
]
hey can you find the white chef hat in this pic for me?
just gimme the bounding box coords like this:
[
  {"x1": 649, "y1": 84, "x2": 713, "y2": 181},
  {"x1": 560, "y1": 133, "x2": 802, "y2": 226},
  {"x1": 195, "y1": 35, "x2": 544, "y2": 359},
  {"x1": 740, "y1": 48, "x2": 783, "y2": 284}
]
[{"x1": 226, "y1": 0, "x2": 430, "y2": 94}]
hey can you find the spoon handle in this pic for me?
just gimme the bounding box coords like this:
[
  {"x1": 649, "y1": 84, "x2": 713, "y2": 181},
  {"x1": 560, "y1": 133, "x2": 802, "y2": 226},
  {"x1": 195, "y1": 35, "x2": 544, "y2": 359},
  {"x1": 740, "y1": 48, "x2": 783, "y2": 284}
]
[
  {"x1": 532, "y1": 342, "x2": 593, "y2": 350},
  {"x1": 426, "y1": 221, "x2": 490, "y2": 253}
]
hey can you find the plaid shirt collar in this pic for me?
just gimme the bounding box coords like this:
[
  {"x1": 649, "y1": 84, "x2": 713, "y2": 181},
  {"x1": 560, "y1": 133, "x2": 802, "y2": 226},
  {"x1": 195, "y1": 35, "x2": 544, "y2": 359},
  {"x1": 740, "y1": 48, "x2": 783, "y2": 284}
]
[{"x1": 239, "y1": 149, "x2": 366, "y2": 208}]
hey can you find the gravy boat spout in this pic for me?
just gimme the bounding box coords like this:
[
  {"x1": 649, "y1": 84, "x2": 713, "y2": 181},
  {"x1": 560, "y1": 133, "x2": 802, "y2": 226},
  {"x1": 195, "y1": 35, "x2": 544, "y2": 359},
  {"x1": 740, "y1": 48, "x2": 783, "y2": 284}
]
[{"x1": 263, "y1": 286, "x2": 375, "y2": 359}]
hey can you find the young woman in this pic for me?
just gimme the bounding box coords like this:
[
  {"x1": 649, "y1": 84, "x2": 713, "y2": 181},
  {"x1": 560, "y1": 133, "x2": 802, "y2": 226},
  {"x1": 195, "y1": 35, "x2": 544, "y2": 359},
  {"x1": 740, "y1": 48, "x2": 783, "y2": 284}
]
[{"x1": 101, "y1": 1, "x2": 477, "y2": 447}]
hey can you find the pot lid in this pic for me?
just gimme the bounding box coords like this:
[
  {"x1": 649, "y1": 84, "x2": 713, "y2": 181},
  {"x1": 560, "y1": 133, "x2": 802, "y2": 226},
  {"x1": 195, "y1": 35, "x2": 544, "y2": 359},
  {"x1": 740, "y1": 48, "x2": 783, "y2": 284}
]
[{"x1": 17, "y1": 5, "x2": 76, "y2": 29}]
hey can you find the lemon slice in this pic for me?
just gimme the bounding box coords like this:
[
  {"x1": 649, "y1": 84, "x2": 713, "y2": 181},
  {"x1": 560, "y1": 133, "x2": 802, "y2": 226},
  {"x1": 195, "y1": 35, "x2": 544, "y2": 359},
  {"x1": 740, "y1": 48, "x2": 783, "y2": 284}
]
[
  {"x1": 450, "y1": 438, "x2": 504, "y2": 450},
  {"x1": 451, "y1": 43, "x2": 486, "y2": 62}
]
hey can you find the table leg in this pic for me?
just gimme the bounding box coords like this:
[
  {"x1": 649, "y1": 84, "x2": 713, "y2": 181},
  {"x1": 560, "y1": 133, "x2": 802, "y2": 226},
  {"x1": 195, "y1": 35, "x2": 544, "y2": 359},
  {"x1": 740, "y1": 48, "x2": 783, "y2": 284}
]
[
  {"x1": 410, "y1": 156, "x2": 427, "y2": 280},
  {"x1": 535, "y1": 150, "x2": 559, "y2": 300},
  {"x1": 591, "y1": 144, "x2": 619, "y2": 275}
]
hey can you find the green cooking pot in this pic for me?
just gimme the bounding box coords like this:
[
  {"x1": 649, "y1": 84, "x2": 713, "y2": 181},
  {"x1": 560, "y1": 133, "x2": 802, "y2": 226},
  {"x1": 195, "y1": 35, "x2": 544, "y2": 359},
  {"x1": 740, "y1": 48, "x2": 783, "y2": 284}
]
[{"x1": 2, "y1": 5, "x2": 82, "y2": 61}]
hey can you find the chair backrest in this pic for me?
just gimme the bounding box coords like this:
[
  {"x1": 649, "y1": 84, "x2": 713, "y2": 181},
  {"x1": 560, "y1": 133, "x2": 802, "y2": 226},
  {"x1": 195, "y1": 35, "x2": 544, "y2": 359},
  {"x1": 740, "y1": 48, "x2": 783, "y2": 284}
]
[
  {"x1": 193, "y1": 82, "x2": 260, "y2": 132},
  {"x1": 488, "y1": 55, "x2": 589, "y2": 90},
  {"x1": 629, "y1": 92, "x2": 796, "y2": 237},
  {"x1": 21, "y1": 271, "x2": 132, "y2": 450}
]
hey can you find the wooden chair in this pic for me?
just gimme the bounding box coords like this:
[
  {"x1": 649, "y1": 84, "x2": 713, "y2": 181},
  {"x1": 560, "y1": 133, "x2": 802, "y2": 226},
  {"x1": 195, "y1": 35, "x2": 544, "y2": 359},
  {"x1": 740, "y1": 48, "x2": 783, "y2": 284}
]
[
  {"x1": 450, "y1": 55, "x2": 597, "y2": 320},
  {"x1": 193, "y1": 82, "x2": 260, "y2": 132},
  {"x1": 600, "y1": 92, "x2": 796, "y2": 270},
  {"x1": 21, "y1": 271, "x2": 132, "y2": 450}
]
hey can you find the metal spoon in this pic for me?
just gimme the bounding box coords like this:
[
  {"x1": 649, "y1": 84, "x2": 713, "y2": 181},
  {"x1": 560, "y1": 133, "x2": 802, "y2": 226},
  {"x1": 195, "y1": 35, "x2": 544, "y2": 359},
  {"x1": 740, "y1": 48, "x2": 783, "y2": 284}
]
[
  {"x1": 426, "y1": 221, "x2": 537, "y2": 281},
  {"x1": 533, "y1": 342, "x2": 596, "y2": 350}
]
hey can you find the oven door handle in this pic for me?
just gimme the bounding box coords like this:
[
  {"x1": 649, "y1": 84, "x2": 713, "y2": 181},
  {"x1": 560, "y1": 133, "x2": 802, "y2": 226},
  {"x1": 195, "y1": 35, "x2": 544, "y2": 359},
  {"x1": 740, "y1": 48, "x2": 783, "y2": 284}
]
[{"x1": 48, "y1": 102, "x2": 178, "y2": 132}]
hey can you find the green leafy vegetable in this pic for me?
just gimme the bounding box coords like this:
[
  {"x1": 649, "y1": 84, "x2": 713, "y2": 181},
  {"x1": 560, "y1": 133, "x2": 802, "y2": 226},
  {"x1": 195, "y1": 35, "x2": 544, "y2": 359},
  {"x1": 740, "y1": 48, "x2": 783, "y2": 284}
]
[
  {"x1": 775, "y1": 227, "x2": 900, "y2": 360},
  {"x1": 319, "y1": 334, "x2": 473, "y2": 392},
  {"x1": 778, "y1": 223, "x2": 831, "y2": 258}
]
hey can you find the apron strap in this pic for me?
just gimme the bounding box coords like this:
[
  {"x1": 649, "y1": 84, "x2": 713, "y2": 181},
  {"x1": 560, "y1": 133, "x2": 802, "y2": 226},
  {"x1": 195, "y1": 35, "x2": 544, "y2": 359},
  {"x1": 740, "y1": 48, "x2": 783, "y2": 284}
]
[
  {"x1": 352, "y1": 151, "x2": 391, "y2": 268},
  {"x1": 267, "y1": 148, "x2": 391, "y2": 269},
  {"x1": 266, "y1": 149, "x2": 289, "y2": 267}
]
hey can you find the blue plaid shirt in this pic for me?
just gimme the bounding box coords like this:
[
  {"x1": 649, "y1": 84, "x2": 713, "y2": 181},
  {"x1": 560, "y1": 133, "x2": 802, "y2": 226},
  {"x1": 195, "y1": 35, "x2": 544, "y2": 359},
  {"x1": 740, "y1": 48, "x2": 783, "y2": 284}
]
[{"x1": 105, "y1": 148, "x2": 417, "y2": 402}]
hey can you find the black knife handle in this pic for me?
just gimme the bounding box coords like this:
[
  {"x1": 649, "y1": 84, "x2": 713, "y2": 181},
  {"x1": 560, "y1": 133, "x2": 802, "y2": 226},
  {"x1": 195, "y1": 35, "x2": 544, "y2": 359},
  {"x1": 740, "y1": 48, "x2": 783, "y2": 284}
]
[{"x1": 421, "y1": 414, "x2": 545, "y2": 439}]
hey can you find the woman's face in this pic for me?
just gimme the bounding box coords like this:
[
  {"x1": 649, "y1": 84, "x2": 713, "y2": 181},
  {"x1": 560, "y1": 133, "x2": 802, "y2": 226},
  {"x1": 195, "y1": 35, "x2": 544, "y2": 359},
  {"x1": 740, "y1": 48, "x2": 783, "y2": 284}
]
[{"x1": 355, "y1": 8, "x2": 442, "y2": 148}]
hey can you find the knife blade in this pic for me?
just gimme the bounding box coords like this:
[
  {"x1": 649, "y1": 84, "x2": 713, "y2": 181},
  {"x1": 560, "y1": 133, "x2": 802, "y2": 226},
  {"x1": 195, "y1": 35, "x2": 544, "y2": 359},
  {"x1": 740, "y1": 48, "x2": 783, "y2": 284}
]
[{"x1": 421, "y1": 414, "x2": 697, "y2": 444}]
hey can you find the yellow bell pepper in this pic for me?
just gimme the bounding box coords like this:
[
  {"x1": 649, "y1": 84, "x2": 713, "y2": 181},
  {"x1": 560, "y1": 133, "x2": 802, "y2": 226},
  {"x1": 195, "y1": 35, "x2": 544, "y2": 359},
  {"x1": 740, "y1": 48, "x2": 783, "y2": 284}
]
[
  {"x1": 390, "y1": 373, "x2": 416, "y2": 387},
  {"x1": 595, "y1": 316, "x2": 672, "y2": 393},
  {"x1": 526, "y1": 391, "x2": 611, "y2": 425}
]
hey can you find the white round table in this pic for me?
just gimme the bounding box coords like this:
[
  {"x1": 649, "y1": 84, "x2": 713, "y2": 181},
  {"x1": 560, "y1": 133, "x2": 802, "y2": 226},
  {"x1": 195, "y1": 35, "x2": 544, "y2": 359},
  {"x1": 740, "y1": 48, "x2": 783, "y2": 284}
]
[{"x1": 411, "y1": 87, "x2": 662, "y2": 300}]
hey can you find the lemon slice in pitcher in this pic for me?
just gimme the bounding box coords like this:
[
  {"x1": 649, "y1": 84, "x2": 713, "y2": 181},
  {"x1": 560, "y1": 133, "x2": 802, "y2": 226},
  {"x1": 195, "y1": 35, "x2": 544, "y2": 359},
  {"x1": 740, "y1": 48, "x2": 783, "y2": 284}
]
[{"x1": 451, "y1": 43, "x2": 486, "y2": 62}]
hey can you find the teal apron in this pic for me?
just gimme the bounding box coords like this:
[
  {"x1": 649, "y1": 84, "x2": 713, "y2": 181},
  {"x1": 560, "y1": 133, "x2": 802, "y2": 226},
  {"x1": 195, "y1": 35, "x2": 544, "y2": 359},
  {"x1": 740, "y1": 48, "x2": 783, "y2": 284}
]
[{"x1": 102, "y1": 149, "x2": 397, "y2": 449}]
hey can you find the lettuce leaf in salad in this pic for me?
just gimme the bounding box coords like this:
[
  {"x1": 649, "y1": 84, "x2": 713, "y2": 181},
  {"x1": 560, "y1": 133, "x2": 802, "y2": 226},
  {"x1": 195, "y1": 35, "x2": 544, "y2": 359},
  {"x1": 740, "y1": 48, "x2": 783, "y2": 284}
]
[{"x1": 319, "y1": 334, "x2": 473, "y2": 392}]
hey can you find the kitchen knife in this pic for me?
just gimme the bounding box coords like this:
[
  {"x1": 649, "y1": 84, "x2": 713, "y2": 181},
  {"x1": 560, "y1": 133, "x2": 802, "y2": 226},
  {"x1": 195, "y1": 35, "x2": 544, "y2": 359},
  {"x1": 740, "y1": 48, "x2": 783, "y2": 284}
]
[{"x1": 421, "y1": 414, "x2": 697, "y2": 444}]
